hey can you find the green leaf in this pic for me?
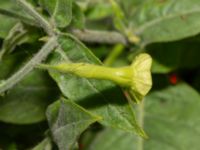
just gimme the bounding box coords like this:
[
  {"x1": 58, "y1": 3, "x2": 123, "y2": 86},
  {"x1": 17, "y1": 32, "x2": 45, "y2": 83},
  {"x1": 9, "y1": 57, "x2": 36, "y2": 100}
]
[
  {"x1": 31, "y1": 138, "x2": 52, "y2": 150},
  {"x1": 46, "y1": 98, "x2": 101, "y2": 150},
  {"x1": 146, "y1": 40, "x2": 200, "y2": 73},
  {"x1": 46, "y1": 34, "x2": 146, "y2": 137},
  {"x1": 0, "y1": 15, "x2": 16, "y2": 38},
  {"x1": 127, "y1": 0, "x2": 200, "y2": 45},
  {"x1": 109, "y1": 0, "x2": 127, "y2": 33},
  {"x1": 0, "y1": 1, "x2": 17, "y2": 38},
  {"x1": 0, "y1": 53, "x2": 59, "y2": 124},
  {"x1": 0, "y1": 0, "x2": 38, "y2": 37},
  {"x1": 86, "y1": 2, "x2": 113, "y2": 20},
  {"x1": 39, "y1": 0, "x2": 73, "y2": 28},
  {"x1": 87, "y1": 128, "x2": 138, "y2": 150},
  {"x1": 193, "y1": 71, "x2": 200, "y2": 93},
  {"x1": 0, "y1": 22, "x2": 27, "y2": 60},
  {"x1": 87, "y1": 82, "x2": 200, "y2": 149},
  {"x1": 70, "y1": 2, "x2": 85, "y2": 29},
  {"x1": 143, "y1": 83, "x2": 200, "y2": 149},
  {"x1": 0, "y1": 22, "x2": 41, "y2": 60}
]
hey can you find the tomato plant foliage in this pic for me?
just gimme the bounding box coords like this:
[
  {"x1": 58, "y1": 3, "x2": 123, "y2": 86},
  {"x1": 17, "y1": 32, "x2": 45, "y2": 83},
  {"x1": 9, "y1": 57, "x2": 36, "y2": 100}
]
[{"x1": 0, "y1": 0, "x2": 200, "y2": 149}]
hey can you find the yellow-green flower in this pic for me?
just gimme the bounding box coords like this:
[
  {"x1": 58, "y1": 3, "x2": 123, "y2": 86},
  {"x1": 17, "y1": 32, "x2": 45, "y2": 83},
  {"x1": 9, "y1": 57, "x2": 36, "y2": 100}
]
[{"x1": 38, "y1": 53, "x2": 152, "y2": 103}]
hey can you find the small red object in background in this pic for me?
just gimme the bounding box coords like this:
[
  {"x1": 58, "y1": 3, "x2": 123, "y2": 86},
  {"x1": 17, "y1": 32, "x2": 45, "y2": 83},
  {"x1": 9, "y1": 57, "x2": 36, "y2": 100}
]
[
  {"x1": 79, "y1": 143, "x2": 84, "y2": 150},
  {"x1": 169, "y1": 73, "x2": 178, "y2": 85}
]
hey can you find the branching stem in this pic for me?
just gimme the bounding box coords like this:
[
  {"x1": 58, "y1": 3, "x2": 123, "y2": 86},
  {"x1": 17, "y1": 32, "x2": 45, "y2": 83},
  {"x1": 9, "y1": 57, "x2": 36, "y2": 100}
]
[
  {"x1": 0, "y1": 37, "x2": 58, "y2": 93},
  {"x1": 137, "y1": 99, "x2": 145, "y2": 149},
  {"x1": 16, "y1": 0, "x2": 54, "y2": 36}
]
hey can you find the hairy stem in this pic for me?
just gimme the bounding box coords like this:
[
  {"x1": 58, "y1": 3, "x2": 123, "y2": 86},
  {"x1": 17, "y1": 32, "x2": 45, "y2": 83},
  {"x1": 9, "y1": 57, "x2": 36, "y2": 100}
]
[
  {"x1": 1, "y1": 1, "x2": 128, "y2": 45},
  {"x1": 70, "y1": 29, "x2": 128, "y2": 45},
  {"x1": 104, "y1": 44, "x2": 125, "y2": 65},
  {"x1": 0, "y1": 37, "x2": 58, "y2": 94},
  {"x1": 137, "y1": 99, "x2": 145, "y2": 150},
  {"x1": 0, "y1": 8, "x2": 127, "y2": 45},
  {"x1": 16, "y1": 0, "x2": 54, "y2": 36}
]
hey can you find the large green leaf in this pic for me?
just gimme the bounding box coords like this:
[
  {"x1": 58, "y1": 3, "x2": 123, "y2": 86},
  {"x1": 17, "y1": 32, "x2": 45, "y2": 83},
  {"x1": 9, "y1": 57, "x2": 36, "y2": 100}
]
[
  {"x1": 0, "y1": 53, "x2": 59, "y2": 124},
  {"x1": 70, "y1": 2, "x2": 85, "y2": 29},
  {"x1": 46, "y1": 34, "x2": 145, "y2": 137},
  {"x1": 39, "y1": 0, "x2": 73, "y2": 28},
  {"x1": 86, "y1": 128, "x2": 137, "y2": 150},
  {"x1": 46, "y1": 98, "x2": 100, "y2": 150},
  {"x1": 87, "y1": 82, "x2": 200, "y2": 149},
  {"x1": 143, "y1": 83, "x2": 200, "y2": 149},
  {"x1": 126, "y1": 0, "x2": 200, "y2": 45},
  {"x1": 146, "y1": 40, "x2": 200, "y2": 73},
  {"x1": 85, "y1": 2, "x2": 113, "y2": 20}
]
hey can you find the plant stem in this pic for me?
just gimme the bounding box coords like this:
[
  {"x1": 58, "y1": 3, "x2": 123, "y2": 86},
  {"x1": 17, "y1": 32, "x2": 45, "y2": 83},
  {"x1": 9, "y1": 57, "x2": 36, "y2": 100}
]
[
  {"x1": 1, "y1": 1, "x2": 128, "y2": 45},
  {"x1": 103, "y1": 44, "x2": 125, "y2": 66},
  {"x1": 137, "y1": 99, "x2": 145, "y2": 150},
  {"x1": 0, "y1": 37, "x2": 58, "y2": 94},
  {"x1": 70, "y1": 29, "x2": 128, "y2": 45},
  {"x1": 0, "y1": 8, "x2": 127, "y2": 45},
  {"x1": 16, "y1": 0, "x2": 54, "y2": 36},
  {"x1": 0, "y1": 0, "x2": 58, "y2": 93}
]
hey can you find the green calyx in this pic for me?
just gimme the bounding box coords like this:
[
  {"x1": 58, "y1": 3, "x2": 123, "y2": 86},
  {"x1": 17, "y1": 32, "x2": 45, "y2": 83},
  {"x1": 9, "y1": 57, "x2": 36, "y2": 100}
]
[{"x1": 38, "y1": 53, "x2": 152, "y2": 103}]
